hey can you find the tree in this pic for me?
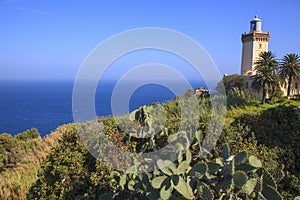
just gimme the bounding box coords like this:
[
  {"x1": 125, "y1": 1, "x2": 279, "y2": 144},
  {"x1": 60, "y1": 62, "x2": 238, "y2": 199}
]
[
  {"x1": 279, "y1": 53, "x2": 300, "y2": 96},
  {"x1": 251, "y1": 51, "x2": 279, "y2": 104},
  {"x1": 216, "y1": 74, "x2": 246, "y2": 94}
]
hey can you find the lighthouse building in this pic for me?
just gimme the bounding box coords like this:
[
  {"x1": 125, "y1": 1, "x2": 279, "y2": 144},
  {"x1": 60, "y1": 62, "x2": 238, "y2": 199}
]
[
  {"x1": 240, "y1": 16, "x2": 300, "y2": 97},
  {"x1": 241, "y1": 15, "x2": 270, "y2": 76}
]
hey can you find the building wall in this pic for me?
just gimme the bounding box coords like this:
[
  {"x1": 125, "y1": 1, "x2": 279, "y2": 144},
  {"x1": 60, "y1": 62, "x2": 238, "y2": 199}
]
[
  {"x1": 243, "y1": 76, "x2": 261, "y2": 99},
  {"x1": 241, "y1": 32, "x2": 269, "y2": 76},
  {"x1": 252, "y1": 37, "x2": 268, "y2": 72},
  {"x1": 280, "y1": 78, "x2": 300, "y2": 96},
  {"x1": 243, "y1": 76, "x2": 300, "y2": 99},
  {"x1": 241, "y1": 40, "x2": 253, "y2": 75}
]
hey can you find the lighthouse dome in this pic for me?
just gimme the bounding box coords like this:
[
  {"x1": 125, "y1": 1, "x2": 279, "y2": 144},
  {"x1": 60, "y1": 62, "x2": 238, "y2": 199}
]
[
  {"x1": 251, "y1": 15, "x2": 262, "y2": 22},
  {"x1": 250, "y1": 15, "x2": 262, "y2": 32}
]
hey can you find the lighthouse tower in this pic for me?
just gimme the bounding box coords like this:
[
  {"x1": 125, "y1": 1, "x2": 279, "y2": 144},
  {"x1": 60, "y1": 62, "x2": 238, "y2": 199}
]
[{"x1": 241, "y1": 16, "x2": 270, "y2": 76}]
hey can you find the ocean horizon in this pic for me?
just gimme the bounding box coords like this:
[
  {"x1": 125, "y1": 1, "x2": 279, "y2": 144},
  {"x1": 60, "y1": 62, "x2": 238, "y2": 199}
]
[{"x1": 0, "y1": 79, "x2": 206, "y2": 136}]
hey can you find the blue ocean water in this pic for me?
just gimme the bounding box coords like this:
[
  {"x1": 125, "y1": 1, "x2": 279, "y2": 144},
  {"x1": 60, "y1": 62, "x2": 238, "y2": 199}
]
[{"x1": 0, "y1": 80, "x2": 205, "y2": 136}]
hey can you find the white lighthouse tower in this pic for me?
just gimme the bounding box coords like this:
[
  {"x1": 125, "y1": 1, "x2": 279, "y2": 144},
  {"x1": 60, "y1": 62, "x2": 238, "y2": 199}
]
[{"x1": 241, "y1": 16, "x2": 270, "y2": 76}]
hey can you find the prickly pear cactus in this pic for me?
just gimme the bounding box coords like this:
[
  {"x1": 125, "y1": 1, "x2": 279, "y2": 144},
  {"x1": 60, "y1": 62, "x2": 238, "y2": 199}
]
[
  {"x1": 105, "y1": 143, "x2": 284, "y2": 200},
  {"x1": 152, "y1": 150, "x2": 195, "y2": 200},
  {"x1": 193, "y1": 143, "x2": 283, "y2": 200}
]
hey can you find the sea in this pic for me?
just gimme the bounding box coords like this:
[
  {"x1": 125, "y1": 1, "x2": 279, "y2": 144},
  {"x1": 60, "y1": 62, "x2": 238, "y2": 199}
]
[{"x1": 0, "y1": 80, "x2": 205, "y2": 136}]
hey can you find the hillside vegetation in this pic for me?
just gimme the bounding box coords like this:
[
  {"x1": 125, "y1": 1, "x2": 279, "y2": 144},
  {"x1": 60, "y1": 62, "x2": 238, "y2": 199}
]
[
  {"x1": 1, "y1": 91, "x2": 300, "y2": 199},
  {"x1": 0, "y1": 125, "x2": 67, "y2": 199}
]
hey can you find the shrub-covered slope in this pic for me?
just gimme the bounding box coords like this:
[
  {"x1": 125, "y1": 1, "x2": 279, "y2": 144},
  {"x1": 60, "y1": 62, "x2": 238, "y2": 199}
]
[
  {"x1": 28, "y1": 97, "x2": 300, "y2": 199},
  {"x1": 1, "y1": 94, "x2": 300, "y2": 199},
  {"x1": 0, "y1": 125, "x2": 67, "y2": 199}
]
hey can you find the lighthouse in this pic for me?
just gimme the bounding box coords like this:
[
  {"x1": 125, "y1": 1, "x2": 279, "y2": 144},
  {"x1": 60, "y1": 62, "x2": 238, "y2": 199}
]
[{"x1": 241, "y1": 16, "x2": 270, "y2": 76}]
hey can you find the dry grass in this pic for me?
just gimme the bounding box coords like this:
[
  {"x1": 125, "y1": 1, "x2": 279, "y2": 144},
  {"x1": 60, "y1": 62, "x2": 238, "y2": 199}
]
[{"x1": 0, "y1": 124, "x2": 73, "y2": 200}]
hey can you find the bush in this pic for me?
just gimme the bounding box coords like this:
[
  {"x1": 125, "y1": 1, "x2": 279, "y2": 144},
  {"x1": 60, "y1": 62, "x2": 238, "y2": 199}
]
[
  {"x1": 234, "y1": 104, "x2": 300, "y2": 172},
  {"x1": 216, "y1": 74, "x2": 246, "y2": 94},
  {"x1": 14, "y1": 128, "x2": 40, "y2": 140},
  {"x1": 226, "y1": 87, "x2": 254, "y2": 108},
  {"x1": 0, "y1": 125, "x2": 62, "y2": 200},
  {"x1": 0, "y1": 133, "x2": 16, "y2": 153},
  {"x1": 27, "y1": 125, "x2": 98, "y2": 199}
]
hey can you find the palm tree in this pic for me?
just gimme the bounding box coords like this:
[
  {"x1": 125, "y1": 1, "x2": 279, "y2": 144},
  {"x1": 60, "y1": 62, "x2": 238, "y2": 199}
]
[
  {"x1": 278, "y1": 54, "x2": 300, "y2": 96},
  {"x1": 251, "y1": 51, "x2": 279, "y2": 104}
]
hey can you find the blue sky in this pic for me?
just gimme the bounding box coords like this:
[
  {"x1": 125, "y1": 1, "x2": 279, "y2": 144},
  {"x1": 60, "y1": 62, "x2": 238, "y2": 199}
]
[{"x1": 0, "y1": 0, "x2": 300, "y2": 80}]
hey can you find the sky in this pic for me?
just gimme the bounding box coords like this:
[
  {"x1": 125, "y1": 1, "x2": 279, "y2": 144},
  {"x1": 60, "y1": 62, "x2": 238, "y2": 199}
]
[{"x1": 0, "y1": 0, "x2": 300, "y2": 81}]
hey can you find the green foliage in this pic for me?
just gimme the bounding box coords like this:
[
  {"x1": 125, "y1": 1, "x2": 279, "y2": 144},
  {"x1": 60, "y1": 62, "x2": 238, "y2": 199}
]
[
  {"x1": 221, "y1": 101, "x2": 300, "y2": 198},
  {"x1": 234, "y1": 151, "x2": 247, "y2": 165},
  {"x1": 0, "y1": 125, "x2": 63, "y2": 200},
  {"x1": 233, "y1": 171, "x2": 247, "y2": 187},
  {"x1": 216, "y1": 74, "x2": 255, "y2": 108},
  {"x1": 197, "y1": 182, "x2": 214, "y2": 200},
  {"x1": 27, "y1": 125, "x2": 113, "y2": 200},
  {"x1": 222, "y1": 143, "x2": 231, "y2": 160},
  {"x1": 0, "y1": 133, "x2": 17, "y2": 170},
  {"x1": 126, "y1": 104, "x2": 168, "y2": 152},
  {"x1": 251, "y1": 51, "x2": 279, "y2": 104},
  {"x1": 216, "y1": 74, "x2": 246, "y2": 94},
  {"x1": 279, "y1": 173, "x2": 300, "y2": 199},
  {"x1": 36, "y1": 98, "x2": 298, "y2": 199},
  {"x1": 235, "y1": 104, "x2": 300, "y2": 173},
  {"x1": 0, "y1": 133, "x2": 16, "y2": 152},
  {"x1": 14, "y1": 128, "x2": 40, "y2": 140},
  {"x1": 106, "y1": 142, "x2": 283, "y2": 199},
  {"x1": 279, "y1": 53, "x2": 300, "y2": 96},
  {"x1": 0, "y1": 129, "x2": 41, "y2": 171},
  {"x1": 201, "y1": 144, "x2": 283, "y2": 199},
  {"x1": 249, "y1": 155, "x2": 262, "y2": 168},
  {"x1": 227, "y1": 87, "x2": 254, "y2": 108},
  {"x1": 1, "y1": 87, "x2": 300, "y2": 199},
  {"x1": 0, "y1": 128, "x2": 40, "y2": 171}
]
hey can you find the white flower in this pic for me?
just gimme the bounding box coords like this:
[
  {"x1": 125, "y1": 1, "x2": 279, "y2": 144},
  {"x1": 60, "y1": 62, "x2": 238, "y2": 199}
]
[{"x1": 226, "y1": 156, "x2": 234, "y2": 162}]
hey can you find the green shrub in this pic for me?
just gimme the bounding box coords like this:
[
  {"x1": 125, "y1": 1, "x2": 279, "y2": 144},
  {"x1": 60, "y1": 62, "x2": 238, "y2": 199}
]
[
  {"x1": 27, "y1": 125, "x2": 100, "y2": 199},
  {"x1": 0, "y1": 125, "x2": 63, "y2": 200},
  {"x1": 0, "y1": 133, "x2": 16, "y2": 153},
  {"x1": 14, "y1": 128, "x2": 40, "y2": 140},
  {"x1": 216, "y1": 74, "x2": 246, "y2": 94},
  {"x1": 226, "y1": 87, "x2": 254, "y2": 108}
]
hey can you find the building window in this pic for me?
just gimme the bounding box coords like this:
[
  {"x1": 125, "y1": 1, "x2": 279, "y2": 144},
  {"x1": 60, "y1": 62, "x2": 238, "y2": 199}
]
[
  {"x1": 296, "y1": 83, "x2": 299, "y2": 89},
  {"x1": 259, "y1": 43, "x2": 262, "y2": 49}
]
